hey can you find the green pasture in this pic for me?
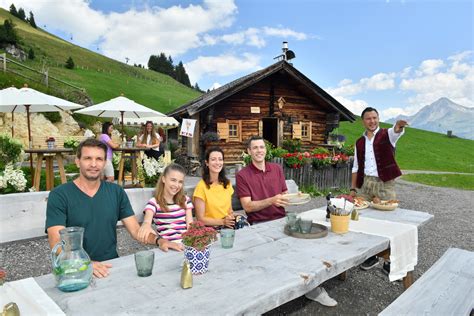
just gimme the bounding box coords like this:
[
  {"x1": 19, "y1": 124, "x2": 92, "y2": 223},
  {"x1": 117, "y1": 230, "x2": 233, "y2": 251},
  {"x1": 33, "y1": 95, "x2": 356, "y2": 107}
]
[{"x1": 401, "y1": 174, "x2": 474, "y2": 190}]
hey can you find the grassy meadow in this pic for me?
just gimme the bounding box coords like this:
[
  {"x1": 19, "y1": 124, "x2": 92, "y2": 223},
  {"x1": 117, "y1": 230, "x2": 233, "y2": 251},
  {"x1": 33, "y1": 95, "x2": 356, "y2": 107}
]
[
  {"x1": 401, "y1": 174, "x2": 474, "y2": 190},
  {"x1": 0, "y1": 8, "x2": 200, "y2": 113}
]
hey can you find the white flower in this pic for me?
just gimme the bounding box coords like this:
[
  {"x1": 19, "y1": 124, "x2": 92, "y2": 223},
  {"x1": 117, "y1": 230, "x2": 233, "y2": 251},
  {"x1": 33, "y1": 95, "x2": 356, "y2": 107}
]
[
  {"x1": 0, "y1": 163, "x2": 27, "y2": 192},
  {"x1": 142, "y1": 156, "x2": 166, "y2": 178}
]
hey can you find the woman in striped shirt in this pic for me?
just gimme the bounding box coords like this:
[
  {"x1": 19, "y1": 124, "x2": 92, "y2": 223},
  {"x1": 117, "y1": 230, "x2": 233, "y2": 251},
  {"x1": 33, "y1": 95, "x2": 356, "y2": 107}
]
[{"x1": 138, "y1": 163, "x2": 193, "y2": 246}]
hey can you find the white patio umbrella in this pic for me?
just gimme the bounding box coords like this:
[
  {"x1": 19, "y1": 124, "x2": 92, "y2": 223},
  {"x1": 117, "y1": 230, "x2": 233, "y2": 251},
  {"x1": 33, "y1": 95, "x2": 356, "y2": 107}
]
[
  {"x1": 74, "y1": 95, "x2": 166, "y2": 136},
  {"x1": 121, "y1": 116, "x2": 179, "y2": 129},
  {"x1": 0, "y1": 86, "x2": 85, "y2": 180}
]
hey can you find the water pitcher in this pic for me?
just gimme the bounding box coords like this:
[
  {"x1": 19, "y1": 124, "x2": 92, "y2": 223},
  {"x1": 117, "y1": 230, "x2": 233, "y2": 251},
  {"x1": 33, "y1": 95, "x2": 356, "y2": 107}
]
[{"x1": 51, "y1": 227, "x2": 92, "y2": 292}]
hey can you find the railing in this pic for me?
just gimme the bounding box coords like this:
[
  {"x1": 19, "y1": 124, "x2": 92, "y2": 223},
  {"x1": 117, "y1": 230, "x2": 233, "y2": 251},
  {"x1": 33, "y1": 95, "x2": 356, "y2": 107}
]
[{"x1": 271, "y1": 157, "x2": 352, "y2": 190}]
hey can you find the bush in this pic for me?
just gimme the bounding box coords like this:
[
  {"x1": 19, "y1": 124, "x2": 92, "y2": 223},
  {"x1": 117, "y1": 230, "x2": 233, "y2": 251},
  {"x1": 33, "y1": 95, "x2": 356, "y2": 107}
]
[
  {"x1": 42, "y1": 112, "x2": 61, "y2": 123},
  {"x1": 65, "y1": 56, "x2": 75, "y2": 69},
  {"x1": 270, "y1": 147, "x2": 288, "y2": 158},
  {"x1": 282, "y1": 139, "x2": 301, "y2": 153},
  {"x1": 0, "y1": 134, "x2": 23, "y2": 169},
  {"x1": 311, "y1": 147, "x2": 330, "y2": 155}
]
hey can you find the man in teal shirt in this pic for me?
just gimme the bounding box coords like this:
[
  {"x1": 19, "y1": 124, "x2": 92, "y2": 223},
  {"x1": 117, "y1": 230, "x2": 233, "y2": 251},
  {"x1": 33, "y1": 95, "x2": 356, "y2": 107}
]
[{"x1": 46, "y1": 138, "x2": 182, "y2": 278}]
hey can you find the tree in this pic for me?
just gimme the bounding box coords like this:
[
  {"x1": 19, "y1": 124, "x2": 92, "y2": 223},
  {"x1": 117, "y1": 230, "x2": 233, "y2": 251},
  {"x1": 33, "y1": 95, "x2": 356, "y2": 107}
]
[
  {"x1": 9, "y1": 4, "x2": 18, "y2": 17},
  {"x1": 17, "y1": 8, "x2": 25, "y2": 21},
  {"x1": 0, "y1": 19, "x2": 18, "y2": 45},
  {"x1": 194, "y1": 82, "x2": 203, "y2": 93},
  {"x1": 28, "y1": 47, "x2": 35, "y2": 59},
  {"x1": 28, "y1": 11, "x2": 37, "y2": 28},
  {"x1": 65, "y1": 56, "x2": 75, "y2": 69},
  {"x1": 174, "y1": 61, "x2": 191, "y2": 87}
]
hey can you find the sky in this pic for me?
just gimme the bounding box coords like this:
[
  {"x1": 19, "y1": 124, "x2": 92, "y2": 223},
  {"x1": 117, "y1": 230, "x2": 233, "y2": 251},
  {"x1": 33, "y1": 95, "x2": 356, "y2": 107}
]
[{"x1": 1, "y1": 0, "x2": 473, "y2": 120}]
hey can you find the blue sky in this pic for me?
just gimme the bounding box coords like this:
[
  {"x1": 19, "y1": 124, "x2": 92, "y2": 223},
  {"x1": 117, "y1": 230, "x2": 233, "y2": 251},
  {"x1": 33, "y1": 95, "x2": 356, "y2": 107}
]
[{"x1": 1, "y1": 0, "x2": 472, "y2": 120}]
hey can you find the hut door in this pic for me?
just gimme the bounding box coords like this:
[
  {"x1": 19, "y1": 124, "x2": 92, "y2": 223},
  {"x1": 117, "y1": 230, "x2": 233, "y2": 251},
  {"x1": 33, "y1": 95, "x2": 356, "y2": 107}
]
[{"x1": 262, "y1": 118, "x2": 279, "y2": 147}]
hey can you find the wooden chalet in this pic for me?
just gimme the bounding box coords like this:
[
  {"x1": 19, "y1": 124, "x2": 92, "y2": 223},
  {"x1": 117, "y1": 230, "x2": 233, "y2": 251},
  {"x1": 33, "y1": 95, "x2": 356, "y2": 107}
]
[{"x1": 168, "y1": 60, "x2": 356, "y2": 161}]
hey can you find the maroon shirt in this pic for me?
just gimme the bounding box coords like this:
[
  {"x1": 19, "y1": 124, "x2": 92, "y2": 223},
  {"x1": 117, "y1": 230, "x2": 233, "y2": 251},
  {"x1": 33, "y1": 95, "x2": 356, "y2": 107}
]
[
  {"x1": 355, "y1": 128, "x2": 402, "y2": 188},
  {"x1": 236, "y1": 162, "x2": 288, "y2": 224}
]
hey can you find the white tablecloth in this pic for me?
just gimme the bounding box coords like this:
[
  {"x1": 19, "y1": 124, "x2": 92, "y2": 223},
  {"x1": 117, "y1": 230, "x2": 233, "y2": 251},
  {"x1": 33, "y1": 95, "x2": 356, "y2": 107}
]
[{"x1": 300, "y1": 209, "x2": 418, "y2": 281}]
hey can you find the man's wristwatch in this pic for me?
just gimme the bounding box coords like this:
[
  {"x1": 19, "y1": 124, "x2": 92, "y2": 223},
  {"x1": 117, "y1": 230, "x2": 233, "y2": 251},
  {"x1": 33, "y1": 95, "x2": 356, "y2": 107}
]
[
  {"x1": 155, "y1": 235, "x2": 162, "y2": 246},
  {"x1": 350, "y1": 188, "x2": 357, "y2": 193}
]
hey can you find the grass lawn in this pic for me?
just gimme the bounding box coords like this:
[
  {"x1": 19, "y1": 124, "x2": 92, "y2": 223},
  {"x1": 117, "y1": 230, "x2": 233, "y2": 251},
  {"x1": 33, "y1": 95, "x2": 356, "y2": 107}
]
[
  {"x1": 339, "y1": 118, "x2": 474, "y2": 174},
  {"x1": 401, "y1": 174, "x2": 474, "y2": 190}
]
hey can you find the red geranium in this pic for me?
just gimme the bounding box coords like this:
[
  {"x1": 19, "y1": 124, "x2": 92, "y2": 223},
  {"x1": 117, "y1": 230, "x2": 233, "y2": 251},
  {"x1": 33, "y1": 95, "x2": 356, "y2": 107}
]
[{"x1": 181, "y1": 221, "x2": 217, "y2": 251}]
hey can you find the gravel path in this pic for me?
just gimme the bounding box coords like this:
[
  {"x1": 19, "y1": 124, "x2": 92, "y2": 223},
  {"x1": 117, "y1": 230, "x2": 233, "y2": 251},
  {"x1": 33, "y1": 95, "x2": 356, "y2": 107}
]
[{"x1": 1, "y1": 179, "x2": 473, "y2": 315}]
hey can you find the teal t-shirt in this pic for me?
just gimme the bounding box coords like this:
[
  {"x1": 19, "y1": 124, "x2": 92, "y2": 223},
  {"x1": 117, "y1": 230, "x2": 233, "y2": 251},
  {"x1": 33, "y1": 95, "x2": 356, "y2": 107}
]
[{"x1": 45, "y1": 181, "x2": 134, "y2": 262}]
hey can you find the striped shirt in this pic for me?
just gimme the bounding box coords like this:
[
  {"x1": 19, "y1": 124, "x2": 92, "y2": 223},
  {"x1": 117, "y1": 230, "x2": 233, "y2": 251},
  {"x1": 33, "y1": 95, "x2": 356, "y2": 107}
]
[{"x1": 143, "y1": 196, "x2": 193, "y2": 242}]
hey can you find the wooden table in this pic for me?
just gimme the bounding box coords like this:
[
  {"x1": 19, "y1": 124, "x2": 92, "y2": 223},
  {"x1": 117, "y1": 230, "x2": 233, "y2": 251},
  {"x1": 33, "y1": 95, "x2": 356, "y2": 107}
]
[
  {"x1": 113, "y1": 147, "x2": 144, "y2": 187},
  {"x1": 35, "y1": 207, "x2": 433, "y2": 315},
  {"x1": 24, "y1": 148, "x2": 73, "y2": 191}
]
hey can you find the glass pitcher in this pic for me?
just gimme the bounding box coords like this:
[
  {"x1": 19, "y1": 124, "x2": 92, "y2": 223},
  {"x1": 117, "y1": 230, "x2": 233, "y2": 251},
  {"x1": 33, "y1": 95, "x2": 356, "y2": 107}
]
[{"x1": 51, "y1": 227, "x2": 93, "y2": 292}]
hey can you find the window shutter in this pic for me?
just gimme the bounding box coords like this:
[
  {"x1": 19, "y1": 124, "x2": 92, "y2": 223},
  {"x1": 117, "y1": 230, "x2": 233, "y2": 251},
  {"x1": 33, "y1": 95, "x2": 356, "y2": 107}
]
[
  {"x1": 309, "y1": 121, "x2": 312, "y2": 141},
  {"x1": 238, "y1": 120, "x2": 242, "y2": 142},
  {"x1": 292, "y1": 122, "x2": 301, "y2": 139},
  {"x1": 217, "y1": 122, "x2": 229, "y2": 141}
]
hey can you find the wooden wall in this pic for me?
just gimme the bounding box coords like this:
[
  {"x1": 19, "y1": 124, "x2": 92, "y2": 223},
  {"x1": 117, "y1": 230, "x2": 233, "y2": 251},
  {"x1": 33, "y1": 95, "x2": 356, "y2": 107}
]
[{"x1": 199, "y1": 73, "x2": 340, "y2": 161}]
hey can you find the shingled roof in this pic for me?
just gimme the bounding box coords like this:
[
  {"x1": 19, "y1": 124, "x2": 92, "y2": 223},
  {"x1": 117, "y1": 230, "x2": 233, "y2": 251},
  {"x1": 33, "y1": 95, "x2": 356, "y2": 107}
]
[{"x1": 168, "y1": 60, "x2": 355, "y2": 122}]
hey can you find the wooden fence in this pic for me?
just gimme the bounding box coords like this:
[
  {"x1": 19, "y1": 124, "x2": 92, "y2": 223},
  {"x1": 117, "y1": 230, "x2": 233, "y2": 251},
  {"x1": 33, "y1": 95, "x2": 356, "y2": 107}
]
[{"x1": 271, "y1": 157, "x2": 352, "y2": 190}]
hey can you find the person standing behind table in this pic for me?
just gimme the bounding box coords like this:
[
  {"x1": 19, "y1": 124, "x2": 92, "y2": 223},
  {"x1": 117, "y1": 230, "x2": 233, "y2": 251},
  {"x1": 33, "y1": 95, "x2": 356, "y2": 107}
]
[
  {"x1": 350, "y1": 107, "x2": 408, "y2": 273},
  {"x1": 46, "y1": 139, "x2": 182, "y2": 279},
  {"x1": 98, "y1": 122, "x2": 119, "y2": 182},
  {"x1": 158, "y1": 127, "x2": 166, "y2": 152},
  {"x1": 193, "y1": 146, "x2": 235, "y2": 228},
  {"x1": 137, "y1": 163, "x2": 193, "y2": 243},
  {"x1": 137, "y1": 121, "x2": 163, "y2": 160},
  {"x1": 236, "y1": 136, "x2": 337, "y2": 307}
]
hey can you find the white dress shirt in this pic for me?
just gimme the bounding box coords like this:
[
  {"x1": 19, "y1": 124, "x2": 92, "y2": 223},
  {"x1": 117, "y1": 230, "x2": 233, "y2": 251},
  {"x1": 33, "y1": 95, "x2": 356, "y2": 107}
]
[{"x1": 352, "y1": 125, "x2": 404, "y2": 177}]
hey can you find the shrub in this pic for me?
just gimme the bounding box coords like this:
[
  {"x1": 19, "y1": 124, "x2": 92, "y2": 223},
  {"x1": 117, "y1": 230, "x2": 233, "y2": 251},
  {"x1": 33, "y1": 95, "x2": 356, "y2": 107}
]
[
  {"x1": 65, "y1": 56, "x2": 75, "y2": 69},
  {"x1": 311, "y1": 147, "x2": 330, "y2": 155},
  {"x1": 270, "y1": 147, "x2": 288, "y2": 158},
  {"x1": 43, "y1": 112, "x2": 61, "y2": 123},
  {"x1": 0, "y1": 163, "x2": 27, "y2": 194},
  {"x1": 0, "y1": 134, "x2": 23, "y2": 169},
  {"x1": 282, "y1": 138, "x2": 301, "y2": 153}
]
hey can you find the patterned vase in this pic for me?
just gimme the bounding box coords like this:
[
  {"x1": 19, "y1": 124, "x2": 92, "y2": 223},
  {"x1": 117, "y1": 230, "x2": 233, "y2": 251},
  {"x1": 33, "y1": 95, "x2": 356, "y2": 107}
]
[{"x1": 184, "y1": 245, "x2": 211, "y2": 275}]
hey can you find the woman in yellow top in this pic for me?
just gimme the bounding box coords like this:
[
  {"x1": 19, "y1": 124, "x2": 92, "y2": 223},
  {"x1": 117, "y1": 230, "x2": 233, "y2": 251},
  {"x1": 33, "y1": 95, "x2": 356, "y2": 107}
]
[{"x1": 193, "y1": 146, "x2": 235, "y2": 228}]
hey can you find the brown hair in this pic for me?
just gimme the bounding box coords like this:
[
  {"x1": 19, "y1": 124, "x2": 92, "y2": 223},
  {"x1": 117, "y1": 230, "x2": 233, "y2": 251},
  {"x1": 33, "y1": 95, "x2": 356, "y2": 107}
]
[
  {"x1": 154, "y1": 163, "x2": 187, "y2": 212},
  {"x1": 202, "y1": 146, "x2": 229, "y2": 189},
  {"x1": 77, "y1": 138, "x2": 107, "y2": 159},
  {"x1": 144, "y1": 121, "x2": 159, "y2": 145}
]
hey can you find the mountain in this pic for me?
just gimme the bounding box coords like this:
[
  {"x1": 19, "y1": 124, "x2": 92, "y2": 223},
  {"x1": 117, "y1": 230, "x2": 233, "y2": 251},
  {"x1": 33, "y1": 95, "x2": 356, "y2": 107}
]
[
  {"x1": 0, "y1": 8, "x2": 200, "y2": 113},
  {"x1": 387, "y1": 98, "x2": 474, "y2": 140}
]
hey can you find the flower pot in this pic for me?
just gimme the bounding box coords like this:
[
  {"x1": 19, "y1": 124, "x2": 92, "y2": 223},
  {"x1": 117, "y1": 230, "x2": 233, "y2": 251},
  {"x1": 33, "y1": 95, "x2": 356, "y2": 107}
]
[
  {"x1": 330, "y1": 214, "x2": 350, "y2": 234},
  {"x1": 126, "y1": 141, "x2": 134, "y2": 148},
  {"x1": 47, "y1": 141, "x2": 55, "y2": 150},
  {"x1": 184, "y1": 245, "x2": 211, "y2": 274}
]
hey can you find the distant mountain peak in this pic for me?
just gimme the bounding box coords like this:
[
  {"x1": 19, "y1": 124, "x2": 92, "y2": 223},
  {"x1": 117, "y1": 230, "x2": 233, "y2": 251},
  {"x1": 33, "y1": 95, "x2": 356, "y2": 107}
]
[{"x1": 387, "y1": 98, "x2": 474, "y2": 140}]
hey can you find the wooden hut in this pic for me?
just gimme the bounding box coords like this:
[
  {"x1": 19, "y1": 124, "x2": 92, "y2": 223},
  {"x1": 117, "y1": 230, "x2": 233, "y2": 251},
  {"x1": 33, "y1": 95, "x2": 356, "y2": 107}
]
[{"x1": 168, "y1": 60, "x2": 355, "y2": 161}]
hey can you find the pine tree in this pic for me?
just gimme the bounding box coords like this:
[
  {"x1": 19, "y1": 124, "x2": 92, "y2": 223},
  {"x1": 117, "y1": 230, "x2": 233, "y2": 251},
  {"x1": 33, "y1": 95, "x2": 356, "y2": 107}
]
[
  {"x1": 28, "y1": 47, "x2": 35, "y2": 59},
  {"x1": 9, "y1": 4, "x2": 18, "y2": 17},
  {"x1": 17, "y1": 8, "x2": 25, "y2": 21},
  {"x1": 0, "y1": 19, "x2": 18, "y2": 45},
  {"x1": 28, "y1": 12, "x2": 37, "y2": 28},
  {"x1": 65, "y1": 56, "x2": 75, "y2": 69}
]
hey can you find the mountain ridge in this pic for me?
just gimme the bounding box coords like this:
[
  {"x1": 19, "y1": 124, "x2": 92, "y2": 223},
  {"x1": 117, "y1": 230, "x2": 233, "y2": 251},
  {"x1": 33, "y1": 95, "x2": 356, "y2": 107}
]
[{"x1": 387, "y1": 98, "x2": 474, "y2": 140}]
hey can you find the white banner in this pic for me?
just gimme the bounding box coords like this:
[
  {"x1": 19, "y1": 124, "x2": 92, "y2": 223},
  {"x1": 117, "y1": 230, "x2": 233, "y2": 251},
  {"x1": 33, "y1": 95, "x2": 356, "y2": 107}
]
[{"x1": 180, "y1": 119, "x2": 196, "y2": 138}]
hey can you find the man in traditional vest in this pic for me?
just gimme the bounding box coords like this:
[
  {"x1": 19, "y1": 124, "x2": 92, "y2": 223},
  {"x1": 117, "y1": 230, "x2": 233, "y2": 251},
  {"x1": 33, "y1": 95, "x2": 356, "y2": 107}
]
[{"x1": 350, "y1": 107, "x2": 408, "y2": 273}]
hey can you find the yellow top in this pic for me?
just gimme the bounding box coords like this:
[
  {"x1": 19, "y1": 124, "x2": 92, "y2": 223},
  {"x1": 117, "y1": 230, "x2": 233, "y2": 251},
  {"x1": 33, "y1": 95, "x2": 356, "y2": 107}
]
[{"x1": 193, "y1": 179, "x2": 234, "y2": 219}]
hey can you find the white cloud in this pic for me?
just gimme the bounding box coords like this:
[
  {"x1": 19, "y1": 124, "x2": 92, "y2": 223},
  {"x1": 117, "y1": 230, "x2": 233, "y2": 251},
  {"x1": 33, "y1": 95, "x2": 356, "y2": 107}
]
[
  {"x1": 0, "y1": 0, "x2": 238, "y2": 64},
  {"x1": 204, "y1": 26, "x2": 309, "y2": 49},
  {"x1": 380, "y1": 107, "x2": 409, "y2": 121},
  {"x1": 210, "y1": 82, "x2": 222, "y2": 90},
  {"x1": 185, "y1": 53, "x2": 261, "y2": 84},
  {"x1": 416, "y1": 59, "x2": 444, "y2": 76},
  {"x1": 327, "y1": 72, "x2": 396, "y2": 97},
  {"x1": 333, "y1": 96, "x2": 369, "y2": 117}
]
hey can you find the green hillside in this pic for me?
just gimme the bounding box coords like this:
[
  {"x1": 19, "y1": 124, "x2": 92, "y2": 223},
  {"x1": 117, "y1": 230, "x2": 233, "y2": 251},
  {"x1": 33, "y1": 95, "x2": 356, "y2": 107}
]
[
  {"x1": 339, "y1": 118, "x2": 474, "y2": 174},
  {"x1": 0, "y1": 8, "x2": 200, "y2": 112}
]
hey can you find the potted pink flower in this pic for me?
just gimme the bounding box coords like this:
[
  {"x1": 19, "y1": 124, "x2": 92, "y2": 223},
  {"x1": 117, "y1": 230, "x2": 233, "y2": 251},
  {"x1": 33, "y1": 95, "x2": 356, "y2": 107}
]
[
  {"x1": 46, "y1": 137, "x2": 56, "y2": 149},
  {"x1": 182, "y1": 221, "x2": 217, "y2": 274}
]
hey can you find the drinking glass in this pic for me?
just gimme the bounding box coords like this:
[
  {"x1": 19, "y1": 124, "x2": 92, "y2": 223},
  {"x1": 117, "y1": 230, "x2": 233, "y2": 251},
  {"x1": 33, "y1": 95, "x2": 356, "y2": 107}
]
[
  {"x1": 299, "y1": 219, "x2": 313, "y2": 234},
  {"x1": 286, "y1": 211, "x2": 298, "y2": 232},
  {"x1": 220, "y1": 229, "x2": 235, "y2": 249},
  {"x1": 135, "y1": 251, "x2": 154, "y2": 277}
]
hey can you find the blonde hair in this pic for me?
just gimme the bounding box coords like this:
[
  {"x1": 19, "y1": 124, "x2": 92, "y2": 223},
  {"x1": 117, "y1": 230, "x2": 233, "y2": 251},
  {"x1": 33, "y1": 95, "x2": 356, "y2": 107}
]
[{"x1": 154, "y1": 163, "x2": 187, "y2": 212}]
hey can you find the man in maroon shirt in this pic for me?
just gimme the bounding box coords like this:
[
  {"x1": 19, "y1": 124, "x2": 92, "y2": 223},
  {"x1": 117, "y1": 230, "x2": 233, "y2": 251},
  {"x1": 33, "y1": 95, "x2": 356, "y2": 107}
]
[
  {"x1": 236, "y1": 136, "x2": 337, "y2": 306},
  {"x1": 236, "y1": 136, "x2": 289, "y2": 224}
]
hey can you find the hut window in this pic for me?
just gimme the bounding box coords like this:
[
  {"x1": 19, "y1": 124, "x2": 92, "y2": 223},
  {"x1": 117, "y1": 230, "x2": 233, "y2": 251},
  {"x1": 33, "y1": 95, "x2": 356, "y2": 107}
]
[
  {"x1": 301, "y1": 122, "x2": 312, "y2": 141},
  {"x1": 229, "y1": 124, "x2": 238, "y2": 137},
  {"x1": 218, "y1": 120, "x2": 241, "y2": 142}
]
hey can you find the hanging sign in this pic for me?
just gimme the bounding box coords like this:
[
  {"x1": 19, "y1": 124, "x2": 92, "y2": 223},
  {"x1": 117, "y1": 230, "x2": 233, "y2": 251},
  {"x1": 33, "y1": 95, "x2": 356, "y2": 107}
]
[{"x1": 180, "y1": 119, "x2": 196, "y2": 138}]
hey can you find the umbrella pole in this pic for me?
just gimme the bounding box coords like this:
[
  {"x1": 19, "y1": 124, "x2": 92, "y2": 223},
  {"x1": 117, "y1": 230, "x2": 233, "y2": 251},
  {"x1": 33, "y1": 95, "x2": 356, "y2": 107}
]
[
  {"x1": 121, "y1": 111, "x2": 125, "y2": 142},
  {"x1": 11, "y1": 111, "x2": 14, "y2": 137},
  {"x1": 26, "y1": 105, "x2": 34, "y2": 185}
]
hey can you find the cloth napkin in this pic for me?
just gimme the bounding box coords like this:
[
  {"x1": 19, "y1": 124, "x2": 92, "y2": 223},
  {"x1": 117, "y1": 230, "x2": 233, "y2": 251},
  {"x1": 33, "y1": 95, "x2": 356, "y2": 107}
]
[
  {"x1": 300, "y1": 209, "x2": 418, "y2": 282},
  {"x1": 0, "y1": 277, "x2": 65, "y2": 315}
]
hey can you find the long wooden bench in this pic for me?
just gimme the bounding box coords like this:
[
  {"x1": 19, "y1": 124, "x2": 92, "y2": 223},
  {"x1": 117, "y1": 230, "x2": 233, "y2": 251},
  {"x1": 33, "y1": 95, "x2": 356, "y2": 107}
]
[{"x1": 380, "y1": 248, "x2": 474, "y2": 316}]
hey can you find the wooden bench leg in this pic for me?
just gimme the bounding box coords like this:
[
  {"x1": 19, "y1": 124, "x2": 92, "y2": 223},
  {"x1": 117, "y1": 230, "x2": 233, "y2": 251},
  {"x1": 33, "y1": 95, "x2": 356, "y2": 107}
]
[
  {"x1": 118, "y1": 156, "x2": 125, "y2": 186},
  {"x1": 56, "y1": 153, "x2": 67, "y2": 184}
]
